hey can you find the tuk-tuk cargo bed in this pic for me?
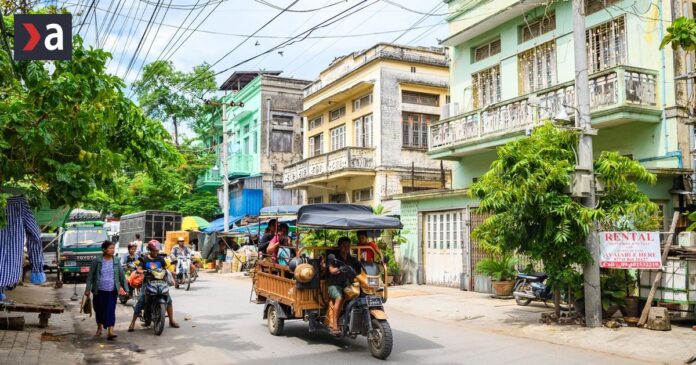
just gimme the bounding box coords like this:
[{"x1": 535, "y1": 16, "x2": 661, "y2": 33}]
[{"x1": 255, "y1": 261, "x2": 326, "y2": 318}]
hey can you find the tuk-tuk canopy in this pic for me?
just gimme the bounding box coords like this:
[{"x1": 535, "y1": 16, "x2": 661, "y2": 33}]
[{"x1": 296, "y1": 204, "x2": 402, "y2": 230}]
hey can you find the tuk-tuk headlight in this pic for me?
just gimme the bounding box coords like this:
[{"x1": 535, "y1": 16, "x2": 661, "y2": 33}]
[{"x1": 367, "y1": 276, "x2": 380, "y2": 287}]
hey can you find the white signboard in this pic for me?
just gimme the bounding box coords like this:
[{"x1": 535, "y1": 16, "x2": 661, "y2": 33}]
[{"x1": 599, "y1": 232, "x2": 661, "y2": 269}]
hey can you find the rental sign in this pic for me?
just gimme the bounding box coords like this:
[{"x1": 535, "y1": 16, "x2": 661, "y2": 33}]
[{"x1": 599, "y1": 231, "x2": 661, "y2": 269}]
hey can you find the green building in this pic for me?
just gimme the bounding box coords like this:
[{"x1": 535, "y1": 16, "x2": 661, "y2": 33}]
[
  {"x1": 196, "y1": 72, "x2": 310, "y2": 218},
  {"x1": 394, "y1": 0, "x2": 694, "y2": 290}
]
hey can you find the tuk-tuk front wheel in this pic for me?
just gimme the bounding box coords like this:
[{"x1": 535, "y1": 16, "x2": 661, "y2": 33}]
[
  {"x1": 267, "y1": 305, "x2": 284, "y2": 336},
  {"x1": 368, "y1": 318, "x2": 393, "y2": 360}
]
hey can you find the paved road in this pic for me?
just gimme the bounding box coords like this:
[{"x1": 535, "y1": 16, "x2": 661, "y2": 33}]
[{"x1": 63, "y1": 273, "x2": 652, "y2": 365}]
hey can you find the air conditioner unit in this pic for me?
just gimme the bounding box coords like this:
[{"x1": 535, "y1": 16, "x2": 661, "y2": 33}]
[
  {"x1": 441, "y1": 103, "x2": 459, "y2": 119},
  {"x1": 678, "y1": 231, "x2": 696, "y2": 248}
]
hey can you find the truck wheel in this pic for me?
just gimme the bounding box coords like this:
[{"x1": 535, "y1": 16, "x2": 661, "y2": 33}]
[
  {"x1": 368, "y1": 319, "x2": 393, "y2": 360},
  {"x1": 267, "y1": 305, "x2": 284, "y2": 336}
]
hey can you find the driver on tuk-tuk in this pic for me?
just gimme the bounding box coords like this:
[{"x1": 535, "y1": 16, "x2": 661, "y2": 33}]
[{"x1": 326, "y1": 237, "x2": 362, "y2": 334}]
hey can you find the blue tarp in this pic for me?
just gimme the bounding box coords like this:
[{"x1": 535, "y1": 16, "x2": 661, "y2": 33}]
[{"x1": 203, "y1": 216, "x2": 243, "y2": 233}]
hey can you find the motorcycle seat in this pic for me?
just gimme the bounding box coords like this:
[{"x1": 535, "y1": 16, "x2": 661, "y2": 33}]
[{"x1": 518, "y1": 273, "x2": 547, "y2": 281}]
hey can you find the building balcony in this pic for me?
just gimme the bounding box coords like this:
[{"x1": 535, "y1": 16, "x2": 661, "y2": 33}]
[
  {"x1": 195, "y1": 169, "x2": 221, "y2": 190},
  {"x1": 429, "y1": 66, "x2": 661, "y2": 158},
  {"x1": 283, "y1": 147, "x2": 376, "y2": 188},
  {"x1": 227, "y1": 153, "x2": 256, "y2": 177}
]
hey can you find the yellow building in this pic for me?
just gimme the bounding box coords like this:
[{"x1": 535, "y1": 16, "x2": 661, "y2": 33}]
[{"x1": 282, "y1": 43, "x2": 451, "y2": 209}]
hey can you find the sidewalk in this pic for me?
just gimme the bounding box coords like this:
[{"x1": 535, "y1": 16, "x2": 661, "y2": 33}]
[
  {"x1": 0, "y1": 284, "x2": 82, "y2": 364},
  {"x1": 387, "y1": 285, "x2": 695, "y2": 365}
]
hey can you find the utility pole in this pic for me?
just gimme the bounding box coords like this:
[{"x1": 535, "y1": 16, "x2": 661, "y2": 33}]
[
  {"x1": 222, "y1": 98, "x2": 230, "y2": 233},
  {"x1": 206, "y1": 97, "x2": 244, "y2": 233},
  {"x1": 572, "y1": 0, "x2": 601, "y2": 328}
]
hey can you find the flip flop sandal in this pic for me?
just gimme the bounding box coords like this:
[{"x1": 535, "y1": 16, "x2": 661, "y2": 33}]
[
  {"x1": 169, "y1": 323, "x2": 180, "y2": 328},
  {"x1": 107, "y1": 335, "x2": 118, "y2": 341}
]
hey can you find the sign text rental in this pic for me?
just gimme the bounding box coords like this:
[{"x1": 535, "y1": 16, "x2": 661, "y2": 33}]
[{"x1": 599, "y1": 231, "x2": 661, "y2": 269}]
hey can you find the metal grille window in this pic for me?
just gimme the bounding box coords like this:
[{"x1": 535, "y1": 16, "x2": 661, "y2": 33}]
[
  {"x1": 308, "y1": 133, "x2": 323, "y2": 157},
  {"x1": 518, "y1": 41, "x2": 557, "y2": 94},
  {"x1": 519, "y1": 14, "x2": 556, "y2": 43},
  {"x1": 402, "y1": 91, "x2": 440, "y2": 106},
  {"x1": 308, "y1": 116, "x2": 322, "y2": 130},
  {"x1": 586, "y1": 16, "x2": 626, "y2": 74},
  {"x1": 354, "y1": 114, "x2": 373, "y2": 147},
  {"x1": 330, "y1": 124, "x2": 346, "y2": 151},
  {"x1": 352, "y1": 188, "x2": 373, "y2": 202},
  {"x1": 585, "y1": 0, "x2": 620, "y2": 15},
  {"x1": 473, "y1": 38, "x2": 501, "y2": 62},
  {"x1": 402, "y1": 113, "x2": 437, "y2": 149},
  {"x1": 472, "y1": 65, "x2": 501, "y2": 109},
  {"x1": 329, "y1": 106, "x2": 346, "y2": 121},
  {"x1": 352, "y1": 93, "x2": 373, "y2": 111}
]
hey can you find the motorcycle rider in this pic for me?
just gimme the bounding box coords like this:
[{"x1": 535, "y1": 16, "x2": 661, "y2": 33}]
[
  {"x1": 127, "y1": 240, "x2": 179, "y2": 332},
  {"x1": 120, "y1": 242, "x2": 140, "y2": 266},
  {"x1": 170, "y1": 237, "x2": 193, "y2": 277}
]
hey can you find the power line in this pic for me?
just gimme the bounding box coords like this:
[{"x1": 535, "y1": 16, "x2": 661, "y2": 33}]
[
  {"x1": 391, "y1": 1, "x2": 442, "y2": 43},
  {"x1": 161, "y1": 1, "x2": 223, "y2": 61},
  {"x1": 104, "y1": 0, "x2": 138, "y2": 65},
  {"x1": 152, "y1": 0, "x2": 204, "y2": 61},
  {"x1": 253, "y1": 0, "x2": 349, "y2": 13},
  {"x1": 76, "y1": 0, "x2": 97, "y2": 35},
  {"x1": 62, "y1": 1, "x2": 451, "y2": 40},
  {"x1": 122, "y1": 0, "x2": 163, "y2": 79},
  {"x1": 129, "y1": 0, "x2": 173, "y2": 83},
  {"x1": 206, "y1": 0, "x2": 298, "y2": 71},
  {"x1": 111, "y1": 0, "x2": 143, "y2": 72},
  {"x1": 379, "y1": 0, "x2": 450, "y2": 17}
]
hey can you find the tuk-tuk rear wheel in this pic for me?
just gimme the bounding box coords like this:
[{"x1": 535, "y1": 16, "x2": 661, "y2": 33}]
[
  {"x1": 267, "y1": 305, "x2": 284, "y2": 336},
  {"x1": 368, "y1": 318, "x2": 393, "y2": 360}
]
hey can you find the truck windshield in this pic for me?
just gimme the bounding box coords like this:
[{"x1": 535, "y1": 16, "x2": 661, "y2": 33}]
[{"x1": 62, "y1": 228, "x2": 108, "y2": 247}]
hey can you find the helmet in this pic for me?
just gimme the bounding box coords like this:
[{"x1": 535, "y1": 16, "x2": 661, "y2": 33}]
[
  {"x1": 127, "y1": 241, "x2": 138, "y2": 248},
  {"x1": 147, "y1": 240, "x2": 161, "y2": 251},
  {"x1": 294, "y1": 263, "x2": 315, "y2": 283}
]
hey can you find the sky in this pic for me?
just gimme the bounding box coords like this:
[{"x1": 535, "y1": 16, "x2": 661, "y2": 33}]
[{"x1": 59, "y1": 0, "x2": 451, "y2": 88}]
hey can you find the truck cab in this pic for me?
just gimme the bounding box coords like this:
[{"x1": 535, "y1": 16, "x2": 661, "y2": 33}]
[{"x1": 59, "y1": 220, "x2": 109, "y2": 281}]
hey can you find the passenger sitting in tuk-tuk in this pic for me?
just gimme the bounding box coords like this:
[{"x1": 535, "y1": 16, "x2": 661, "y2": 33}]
[
  {"x1": 274, "y1": 223, "x2": 293, "y2": 265},
  {"x1": 258, "y1": 219, "x2": 278, "y2": 257},
  {"x1": 326, "y1": 237, "x2": 362, "y2": 334},
  {"x1": 356, "y1": 230, "x2": 380, "y2": 263}
]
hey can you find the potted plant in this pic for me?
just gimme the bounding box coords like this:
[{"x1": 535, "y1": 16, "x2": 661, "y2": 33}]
[{"x1": 476, "y1": 255, "x2": 517, "y2": 296}]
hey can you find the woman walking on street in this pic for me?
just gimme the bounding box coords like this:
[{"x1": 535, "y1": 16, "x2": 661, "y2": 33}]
[{"x1": 85, "y1": 240, "x2": 128, "y2": 340}]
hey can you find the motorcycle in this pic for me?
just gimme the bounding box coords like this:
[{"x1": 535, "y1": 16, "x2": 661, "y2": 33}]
[
  {"x1": 174, "y1": 255, "x2": 192, "y2": 291},
  {"x1": 140, "y1": 268, "x2": 170, "y2": 336},
  {"x1": 512, "y1": 272, "x2": 553, "y2": 306},
  {"x1": 119, "y1": 261, "x2": 140, "y2": 305}
]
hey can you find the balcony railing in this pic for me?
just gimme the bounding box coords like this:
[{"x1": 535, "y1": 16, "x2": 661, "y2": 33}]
[
  {"x1": 303, "y1": 45, "x2": 448, "y2": 98},
  {"x1": 283, "y1": 147, "x2": 375, "y2": 185},
  {"x1": 227, "y1": 153, "x2": 255, "y2": 176},
  {"x1": 430, "y1": 66, "x2": 658, "y2": 151},
  {"x1": 195, "y1": 169, "x2": 221, "y2": 188}
]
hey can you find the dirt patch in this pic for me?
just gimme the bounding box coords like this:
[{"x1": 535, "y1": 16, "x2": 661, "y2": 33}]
[{"x1": 41, "y1": 331, "x2": 62, "y2": 342}]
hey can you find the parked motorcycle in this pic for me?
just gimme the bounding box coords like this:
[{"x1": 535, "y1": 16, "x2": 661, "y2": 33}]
[
  {"x1": 119, "y1": 261, "x2": 140, "y2": 305},
  {"x1": 140, "y1": 268, "x2": 170, "y2": 335},
  {"x1": 174, "y1": 256, "x2": 192, "y2": 291},
  {"x1": 512, "y1": 272, "x2": 553, "y2": 306}
]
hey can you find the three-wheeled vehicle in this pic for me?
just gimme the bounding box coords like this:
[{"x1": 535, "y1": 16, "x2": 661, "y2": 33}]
[{"x1": 253, "y1": 204, "x2": 400, "y2": 360}]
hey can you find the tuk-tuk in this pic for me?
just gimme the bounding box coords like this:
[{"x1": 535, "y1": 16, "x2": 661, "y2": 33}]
[{"x1": 253, "y1": 204, "x2": 400, "y2": 360}]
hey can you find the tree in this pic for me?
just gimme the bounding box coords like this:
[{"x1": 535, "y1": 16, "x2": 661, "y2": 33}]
[
  {"x1": 132, "y1": 61, "x2": 216, "y2": 146},
  {"x1": 0, "y1": 13, "x2": 178, "y2": 225},
  {"x1": 660, "y1": 16, "x2": 696, "y2": 51},
  {"x1": 470, "y1": 123, "x2": 659, "y2": 314}
]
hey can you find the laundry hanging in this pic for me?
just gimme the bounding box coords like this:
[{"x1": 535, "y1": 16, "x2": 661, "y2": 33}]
[{"x1": 0, "y1": 196, "x2": 45, "y2": 299}]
